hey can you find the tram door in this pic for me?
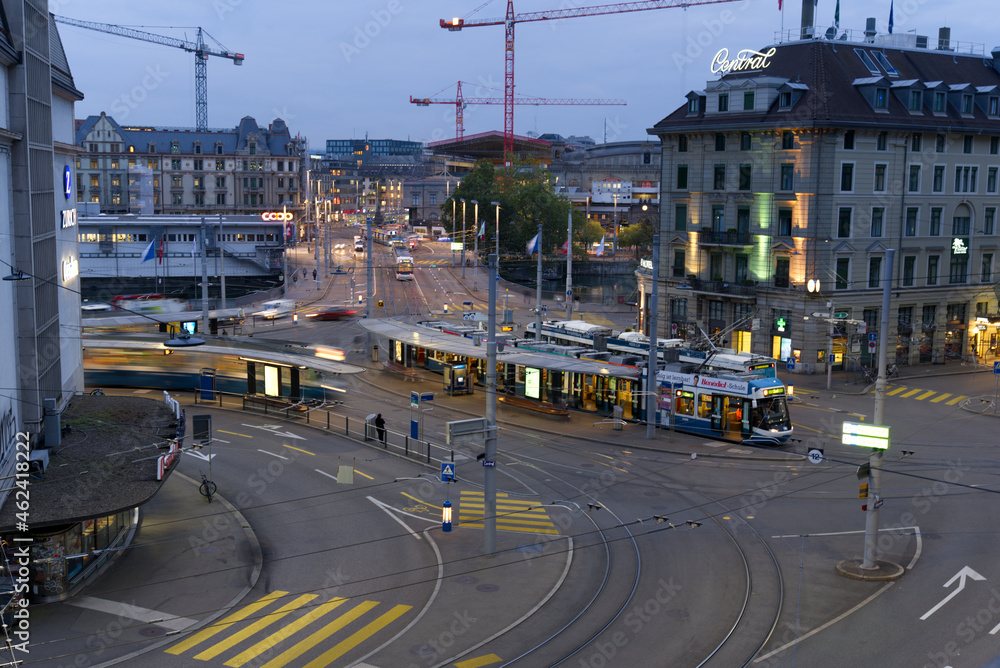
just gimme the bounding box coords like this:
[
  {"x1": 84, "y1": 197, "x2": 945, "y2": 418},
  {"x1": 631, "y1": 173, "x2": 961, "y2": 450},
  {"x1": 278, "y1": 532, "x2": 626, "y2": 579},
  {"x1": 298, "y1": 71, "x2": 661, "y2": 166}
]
[{"x1": 710, "y1": 395, "x2": 744, "y2": 439}]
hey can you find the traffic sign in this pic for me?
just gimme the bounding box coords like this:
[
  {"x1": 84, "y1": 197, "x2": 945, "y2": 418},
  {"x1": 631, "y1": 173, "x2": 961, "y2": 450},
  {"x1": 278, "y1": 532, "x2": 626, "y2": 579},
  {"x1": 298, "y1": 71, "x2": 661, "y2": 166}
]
[
  {"x1": 786, "y1": 357, "x2": 795, "y2": 371},
  {"x1": 834, "y1": 311, "x2": 849, "y2": 319},
  {"x1": 566, "y1": 289, "x2": 572, "y2": 297},
  {"x1": 868, "y1": 340, "x2": 876, "y2": 353},
  {"x1": 421, "y1": 393, "x2": 434, "y2": 402},
  {"x1": 868, "y1": 333, "x2": 877, "y2": 342},
  {"x1": 993, "y1": 361, "x2": 1000, "y2": 375},
  {"x1": 441, "y1": 462, "x2": 455, "y2": 482},
  {"x1": 482, "y1": 460, "x2": 496, "y2": 468},
  {"x1": 410, "y1": 391, "x2": 419, "y2": 408},
  {"x1": 811, "y1": 312, "x2": 831, "y2": 318},
  {"x1": 807, "y1": 448, "x2": 824, "y2": 464}
]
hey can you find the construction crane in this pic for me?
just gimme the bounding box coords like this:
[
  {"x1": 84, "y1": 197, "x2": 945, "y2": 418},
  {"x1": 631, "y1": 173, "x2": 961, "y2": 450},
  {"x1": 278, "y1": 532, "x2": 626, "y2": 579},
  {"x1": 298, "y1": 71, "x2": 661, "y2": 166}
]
[
  {"x1": 410, "y1": 80, "x2": 626, "y2": 142},
  {"x1": 441, "y1": 0, "x2": 744, "y2": 161},
  {"x1": 54, "y1": 16, "x2": 244, "y2": 131}
]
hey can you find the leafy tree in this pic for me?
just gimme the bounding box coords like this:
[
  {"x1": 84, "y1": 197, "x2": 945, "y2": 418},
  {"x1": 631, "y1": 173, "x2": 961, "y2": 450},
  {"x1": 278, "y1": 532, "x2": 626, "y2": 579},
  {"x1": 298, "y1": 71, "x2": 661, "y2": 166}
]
[
  {"x1": 618, "y1": 218, "x2": 655, "y2": 257},
  {"x1": 577, "y1": 219, "x2": 606, "y2": 248}
]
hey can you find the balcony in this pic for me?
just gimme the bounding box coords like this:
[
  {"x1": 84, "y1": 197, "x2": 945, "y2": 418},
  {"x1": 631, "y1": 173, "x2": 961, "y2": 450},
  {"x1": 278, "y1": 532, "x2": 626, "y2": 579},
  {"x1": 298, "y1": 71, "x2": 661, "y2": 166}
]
[
  {"x1": 698, "y1": 229, "x2": 754, "y2": 246},
  {"x1": 667, "y1": 276, "x2": 756, "y2": 298}
]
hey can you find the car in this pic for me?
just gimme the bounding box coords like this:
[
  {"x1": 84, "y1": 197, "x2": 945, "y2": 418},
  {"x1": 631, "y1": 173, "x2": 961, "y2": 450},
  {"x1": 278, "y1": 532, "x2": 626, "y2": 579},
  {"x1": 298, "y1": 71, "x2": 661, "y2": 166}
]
[{"x1": 306, "y1": 307, "x2": 357, "y2": 321}]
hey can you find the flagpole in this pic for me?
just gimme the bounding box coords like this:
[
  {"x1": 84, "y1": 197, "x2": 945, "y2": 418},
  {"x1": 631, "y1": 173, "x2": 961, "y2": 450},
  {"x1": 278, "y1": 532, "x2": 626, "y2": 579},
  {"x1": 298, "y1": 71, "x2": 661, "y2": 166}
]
[
  {"x1": 535, "y1": 222, "x2": 543, "y2": 343},
  {"x1": 565, "y1": 210, "x2": 573, "y2": 320}
]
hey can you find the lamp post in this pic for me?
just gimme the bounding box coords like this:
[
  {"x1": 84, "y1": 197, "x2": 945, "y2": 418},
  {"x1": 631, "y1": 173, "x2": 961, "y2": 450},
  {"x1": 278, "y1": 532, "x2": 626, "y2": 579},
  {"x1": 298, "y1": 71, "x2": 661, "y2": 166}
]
[
  {"x1": 612, "y1": 193, "x2": 618, "y2": 260},
  {"x1": 807, "y1": 279, "x2": 831, "y2": 389},
  {"x1": 471, "y1": 200, "x2": 479, "y2": 288},
  {"x1": 491, "y1": 201, "x2": 501, "y2": 258},
  {"x1": 460, "y1": 198, "x2": 467, "y2": 279},
  {"x1": 452, "y1": 197, "x2": 457, "y2": 267},
  {"x1": 647, "y1": 233, "x2": 659, "y2": 440}
]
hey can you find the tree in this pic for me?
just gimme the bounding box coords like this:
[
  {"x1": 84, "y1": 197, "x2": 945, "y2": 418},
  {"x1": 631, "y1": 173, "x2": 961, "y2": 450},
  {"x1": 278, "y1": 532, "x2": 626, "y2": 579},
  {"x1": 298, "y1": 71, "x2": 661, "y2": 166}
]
[
  {"x1": 618, "y1": 218, "x2": 655, "y2": 258},
  {"x1": 577, "y1": 219, "x2": 606, "y2": 249}
]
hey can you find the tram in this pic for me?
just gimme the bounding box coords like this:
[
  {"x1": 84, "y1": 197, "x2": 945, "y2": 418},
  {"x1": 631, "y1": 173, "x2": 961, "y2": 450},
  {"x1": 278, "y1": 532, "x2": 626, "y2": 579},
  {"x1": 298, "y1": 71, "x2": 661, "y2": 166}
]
[
  {"x1": 395, "y1": 255, "x2": 414, "y2": 281},
  {"x1": 656, "y1": 365, "x2": 792, "y2": 444}
]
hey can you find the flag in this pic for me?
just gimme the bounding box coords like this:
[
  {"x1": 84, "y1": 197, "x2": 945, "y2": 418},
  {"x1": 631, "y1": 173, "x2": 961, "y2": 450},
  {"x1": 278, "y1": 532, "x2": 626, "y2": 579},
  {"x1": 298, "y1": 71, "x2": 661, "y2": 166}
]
[
  {"x1": 157, "y1": 236, "x2": 164, "y2": 264},
  {"x1": 778, "y1": 0, "x2": 782, "y2": 9},
  {"x1": 141, "y1": 240, "x2": 155, "y2": 263},
  {"x1": 526, "y1": 233, "x2": 540, "y2": 255},
  {"x1": 478, "y1": 221, "x2": 485, "y2": 240},
  {"x1": 596, "y1": 235, "x2": 606, "y2": 257},
  {"x1": 191, "y1": 237, "x2": 198, "y2": 258},
  {"x1": 888, "y1": 0, "x2": 894, "y2": 33},
  {"x1": 560, "y1": 238, "x2": 570, "y2": 255},
  {"x1": 834, "y1": 0, "x2": 840, "y2": 31}
]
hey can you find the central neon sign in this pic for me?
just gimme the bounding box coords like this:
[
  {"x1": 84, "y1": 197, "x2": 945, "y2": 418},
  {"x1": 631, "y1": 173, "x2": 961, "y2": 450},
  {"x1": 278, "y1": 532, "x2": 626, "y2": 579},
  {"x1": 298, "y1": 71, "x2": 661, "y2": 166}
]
[{"x1": 710, "y1": 47, "x2": 777, "y2": 75}]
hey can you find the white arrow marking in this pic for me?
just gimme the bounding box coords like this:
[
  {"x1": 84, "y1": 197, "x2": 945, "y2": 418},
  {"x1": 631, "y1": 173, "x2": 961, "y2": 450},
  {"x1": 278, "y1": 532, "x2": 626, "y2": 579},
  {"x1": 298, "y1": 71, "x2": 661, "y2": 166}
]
[
  {"x1": 920, "y1": 566, "x2": 986, "y2": 620},
  {"x1": 184, "y1": 451, "x2": 215, "y2": 462},
  {"x1": 241, "y1": 423, "x2": 305, "y2": 440},
  {"x1": 257, "y1": 449, "x2": 288, "y2": 460}
]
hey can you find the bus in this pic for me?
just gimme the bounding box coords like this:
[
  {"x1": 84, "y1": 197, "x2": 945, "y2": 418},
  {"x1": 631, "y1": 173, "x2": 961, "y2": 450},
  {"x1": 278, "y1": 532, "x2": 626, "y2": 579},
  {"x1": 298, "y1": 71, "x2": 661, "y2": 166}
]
[
  {"x1": 353, "y1": 236, "x2": 364, "y2": 252},
  {"x1": 657, "y1": 365, "x2": 792, "y2": 444},
  {"x1": 395, "y1": 255, "x2": 414, "y2": 280}
]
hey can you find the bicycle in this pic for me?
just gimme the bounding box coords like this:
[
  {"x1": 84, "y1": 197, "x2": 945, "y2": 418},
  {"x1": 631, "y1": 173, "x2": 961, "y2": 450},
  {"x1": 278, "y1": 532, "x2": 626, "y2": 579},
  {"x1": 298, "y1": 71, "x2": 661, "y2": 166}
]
[
  {"x1": 885, "y1": 363, "x2": 900, "y2": 379},
  {"x1": 861, "y1": 366, "x2": 878, "y2": 385},
  {"x1": 199, "y1": 473, "x2": 217, "y2": 503}
]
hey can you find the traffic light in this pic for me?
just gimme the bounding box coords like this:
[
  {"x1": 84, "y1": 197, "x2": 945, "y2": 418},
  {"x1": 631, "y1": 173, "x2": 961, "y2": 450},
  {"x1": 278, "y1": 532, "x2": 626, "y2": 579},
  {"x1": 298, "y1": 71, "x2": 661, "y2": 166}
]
[
  {"x1": 859, "y1": 483, "x2": 869, "y2": 511},
  {"x1": 377, "y1": 300, "x2": 384, "y2": 308}
]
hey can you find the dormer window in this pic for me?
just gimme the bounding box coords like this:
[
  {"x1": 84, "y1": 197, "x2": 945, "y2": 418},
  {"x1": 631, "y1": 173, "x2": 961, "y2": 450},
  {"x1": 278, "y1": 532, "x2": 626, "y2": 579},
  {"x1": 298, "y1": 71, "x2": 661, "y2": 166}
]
[
  {"x1": 718, "y1": 93, "x2": 729, "y2": 112},
  {"x1": 148, "y1": 143, "x2": 156, "y2": 153},
  {"x1": 990, "y1": 97, "x2": 1000, "y2": 115},
  {"x1": 170, "y1": 141, "x2": 180, "y2": 154},
  {"x1": 909, "y1": 90, "x2": 922, "y2": 110},
  {"x1": 934, "y1": 92, "x2": 946, "y2": 112},
  {"x1": 249, "y1": 142, "x2": 257, "y2": 155},
  {"x1": 687, "y1": 97, "x2": 700, "y2": 113},
  {"x1": 194, "y1": 142, "x2": 202, "y2": 154},
  {"x1": 779, "y1": 91, "x2": 792, "y2": 108},
  {"x1": 875, "y1": 88, "x2": 888, "y2": 109},
  {"x1": 215, "y1": 143, "x2": 224, "y2": 155},
  {"x1": 963, "y1": 95, "x2": 974, "y2": 114}
]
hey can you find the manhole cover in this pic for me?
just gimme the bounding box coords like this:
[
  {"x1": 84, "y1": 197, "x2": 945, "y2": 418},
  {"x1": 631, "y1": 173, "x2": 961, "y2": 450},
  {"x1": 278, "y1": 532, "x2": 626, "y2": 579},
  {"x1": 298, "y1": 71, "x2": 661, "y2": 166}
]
[
  {"x1": 139, "y1": 626, "x2": 166, "y2": 637},
  {"x1": 476, "y1": 584, "x2": 499, "y2": 593},
  {"x1": 455, "y1": 576, "x2": 478, "y2": 585}
]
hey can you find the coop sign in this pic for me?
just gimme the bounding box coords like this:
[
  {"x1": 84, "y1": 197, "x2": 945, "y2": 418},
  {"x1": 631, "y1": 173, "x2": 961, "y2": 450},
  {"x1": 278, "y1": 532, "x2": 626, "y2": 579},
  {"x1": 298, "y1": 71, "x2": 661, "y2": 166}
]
[{"x1": 710, "y1": 47, "x2": 777, "y2": 75}]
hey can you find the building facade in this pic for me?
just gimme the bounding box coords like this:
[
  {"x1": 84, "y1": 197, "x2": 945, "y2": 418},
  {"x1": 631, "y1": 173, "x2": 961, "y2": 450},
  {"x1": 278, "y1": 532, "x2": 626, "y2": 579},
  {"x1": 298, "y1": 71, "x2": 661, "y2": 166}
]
[
  {"x1": 74, "y1": 113, "x2": 305, "y2": 216},
  {"x1": 647, "y1": 23, "x2": 1000, "y2": 373}
]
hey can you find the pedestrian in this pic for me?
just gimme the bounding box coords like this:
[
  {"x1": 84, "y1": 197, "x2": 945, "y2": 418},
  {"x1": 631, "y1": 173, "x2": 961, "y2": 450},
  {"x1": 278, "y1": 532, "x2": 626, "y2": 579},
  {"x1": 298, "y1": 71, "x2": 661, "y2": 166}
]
[
  {"x1": 374, "y1": 413, "x2": 386, "y2": 444},
  {"x1": 303, "y1": 268, "x2": 307, "y2": 278},
  {"x1": 312, "y1": 268, "x2": 317, "y2": 280}
]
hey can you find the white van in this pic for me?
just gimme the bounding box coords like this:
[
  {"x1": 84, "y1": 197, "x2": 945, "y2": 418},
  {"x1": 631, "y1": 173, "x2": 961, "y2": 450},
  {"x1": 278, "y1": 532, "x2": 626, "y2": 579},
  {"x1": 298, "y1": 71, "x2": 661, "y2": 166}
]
[{"x1": 254, "y1": 299, "x2": 296, "y2": 320}]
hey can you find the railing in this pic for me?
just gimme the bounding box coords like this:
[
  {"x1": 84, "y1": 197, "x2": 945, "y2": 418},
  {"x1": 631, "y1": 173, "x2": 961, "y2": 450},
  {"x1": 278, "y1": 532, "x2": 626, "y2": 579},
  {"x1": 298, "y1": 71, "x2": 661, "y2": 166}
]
[
  {"x1": 671, "y1": 277, "x2": 756, "y2": 297},
  {"x1": 699, "y1": 230, "x2": 753, "y2": 246}
]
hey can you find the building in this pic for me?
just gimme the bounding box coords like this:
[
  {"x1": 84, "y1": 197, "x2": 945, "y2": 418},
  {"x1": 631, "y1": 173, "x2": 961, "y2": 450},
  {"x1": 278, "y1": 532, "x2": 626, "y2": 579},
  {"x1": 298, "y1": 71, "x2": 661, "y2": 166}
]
[
  {"x1": 646, "y1": 14, "x2": 1000, "y2": 373},
  {"x1": 74, "y1": 113, "x2": 305, "y2": 216}
]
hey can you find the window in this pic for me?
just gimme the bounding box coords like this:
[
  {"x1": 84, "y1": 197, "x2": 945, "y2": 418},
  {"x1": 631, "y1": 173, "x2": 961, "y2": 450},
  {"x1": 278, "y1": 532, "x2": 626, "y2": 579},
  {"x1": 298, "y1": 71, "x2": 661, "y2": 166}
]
[
  {"x1": 911, "y1": 133, "x2": 922, "y2": 152},
  {"x1": 903, "y1": 256, "x2": 915, "y2": 286},
  {"x1": 89, "y1": 158, "x2": 98, "y2": 169},
  {"x1": 674, "y1": 204, "x2": 687, "y2": 231},
  {"x1": 678, "y1": 135, "x2": 688, "y2": 152},
  {"x1": 844, "y1": 130, "x2": 855, "y2": 150},
  {"x1": 643, "y1": 151, "x2": 651, "y2": 165},
  {"x1": 735, "y1": 255, "x2": 748, "y2": 283},
  {"x1": 718, "y1": 93, "x2": 729, "y2": 112},
  {"x1": 954, "y1": 166, "x2": 978, "y2": 193},
  {"x1": 429, "y1": 193, "x2": 437, "y2": 205},
  {"x1": 963, "y1": 95, "x2": 974, "y2": 114},
  {"x1": 738, "y1": 164, "x2": 752, "y2": 191},
  {"x1": 953, "y1": 216, "x2": 970, "y2": 236},
  {"x1": 89, "y1": 174, "x2": 99, "y2": 187},
  {"x1": 193, "y1": 159, "x2": 203, "y2": 171},
  {"x1": 869, "y1": 257, "x2": 882, "y2": 288},
  {"x1": 930, "y1": 208, "x2": 942, "y2": 236},
  {"x1": 840, "y1": 163, "x2": 854, "y2": 192},
  {"x1": 934, "y1": 92, "x2": 947, "y2": 112},
  {"x1": 838, "y1": 207, "x2": 852, "y2": 238},
  {"x1": 905, "y1": 207, "x2": 918, "y2": 236},
  {"x1": 964, "y1": 135, "x2": 974, "y2": 154},
  {"x1": 672, "y1": 250, "x2": 686, "y2": 277},
  {"x1": 110, "y1": 158, "x2": 119, "y2": 169},
  {"x1": 933, "y1": 166, "x2": 945, "y2": 192},
  {"x1": 871, "y1": 207, "x2": 884, "y2": 237},
  {"x1": 992, "y1": 136, "x2": 999, "y2": 155},
  {"x1": 877, "y1": 132, "x2": 887, "y2": 150},
  {"x1": 277, "y1": 160, "x2": 284, "y2": 171},
  {"x1": 216, "y1": 193, "x2": 226, "y2": 205},
  {"x1": 676, "y1": 164, "x2": 688, "y2": 189},
  {"x1": 936, "y1": 134, "x2": 946, "y2": 152},
  {"x1": 688, "y1": 98, "x2": 699, "y2": 113},
  {"x1": 775, "y1": 256, "x2": 790, "y2": 288},
  {"x1": 172, "y1": 193, "x2": 183, "y2": 205},
  {"x1": 874, "y1": 164, "x2": 887, "y2": 192},
  {"x1": 715, "y1": 133, "x2": 726, "y2": 151},
  {"x1": 898, "y1": 306, "x2": 914, "y2": 333},
  {"x1": 216, "y1": 144, "x2": 224, "y2": 155},
  {"x1": 170, "y1": 142, "x2": 180, "y2": 154},
  {"x1": 740, "y1": 132, "x2": 751, "y2": 151},
  {"x1": 248, "y1": 142, "x2": 256, "y2": 155},
  {"x1": 713, "y1": 164, "x2": 726, "y2": 190},
  {"x1": 875, "y1": 88, "x2": 888, "y2": 109},
  {"x1": 928, "y1": 255, "x2": 939, "y2": 285},
  {"x1": 780, "y1": 164, "x2": 794, "y2": 190},
  {"x1": 743, "y1": 91, "x2": 755, "y2": 110},
  {"x1": 277, "y1": 177, "x2": 284, "y2": 188},
  {"x1": 836, "y1": 258, "x2": 850, "y2": 290},
  {"x1": 909, "y1": 90, "x2": 922, "y2": 110},
  {"x1": 779, "y1": 91, "x2": 792, "y2": 108},
  {"x1": 215, "y1": 159, "x2": 224, "y2": 170},
  {"x1": 172, "y1": 175, "x2": 182, "y2": 188},
  {"x1": 171, "y1": 158, "x2": 181, "y2": 170},
  {"x1": 863, "y1": 309, "x2": 879, "y2": 335},
  {"x1": 991, "y1": 99, "x2": 1000, "y2": 116},
  {"x1": 193, "y1": 176, "x2": 203, "y2": 189},
  {"x1": 194, "y1": 193, "x2": 205, "y2": 206},
  {"x1": 983, "y1": 253, "x2": 994, "y2": 283},
  {"x1": 950, "y1": 253, "x2": 968, "y2": 284},
  {"x1": 778, "y1": 208, "x2": 792, "y2": 236},
  {"x1": 989, "y1": 167, "x2": 998, "y2": 193},
  {"x1": 215, "y1": 176, "x2": 225, "y2": 188},
  {"x1": 908, "y1": 165, "x2": 921, "y2": 192},
  {"x1": 782, "y1": 131, "x2": 794, "y2": 149},
  {"x1": 986, "y1": 207, "x2": 996, "y2": 235}
]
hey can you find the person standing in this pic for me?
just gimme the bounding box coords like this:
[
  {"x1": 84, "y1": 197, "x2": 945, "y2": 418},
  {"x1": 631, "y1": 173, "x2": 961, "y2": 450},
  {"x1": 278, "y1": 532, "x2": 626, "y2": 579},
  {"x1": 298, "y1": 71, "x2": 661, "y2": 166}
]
[{"x1": 374, "y1": 413, "x2": 386, "y2": 444}]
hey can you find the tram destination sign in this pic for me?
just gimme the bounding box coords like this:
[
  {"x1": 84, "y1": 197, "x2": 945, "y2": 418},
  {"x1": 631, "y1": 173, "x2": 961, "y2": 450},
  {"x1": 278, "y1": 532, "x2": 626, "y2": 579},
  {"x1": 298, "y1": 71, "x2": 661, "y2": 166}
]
[{"x1": 842, "y1": 421, "x2": 890, "y2": 449}]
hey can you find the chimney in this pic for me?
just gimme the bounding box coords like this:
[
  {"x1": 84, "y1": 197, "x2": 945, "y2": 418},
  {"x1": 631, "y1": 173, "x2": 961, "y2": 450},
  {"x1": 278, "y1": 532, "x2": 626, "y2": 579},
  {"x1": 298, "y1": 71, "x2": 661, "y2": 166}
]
[
  {"x1": 938, "y1": 27, "x2": 951, "y2": 51},
  {"x1": 800, "y1": 0, "x2": 815, "y2": 39},
  {"x1": 865, "y1": 18, "x2": 877, "y2": 42}
]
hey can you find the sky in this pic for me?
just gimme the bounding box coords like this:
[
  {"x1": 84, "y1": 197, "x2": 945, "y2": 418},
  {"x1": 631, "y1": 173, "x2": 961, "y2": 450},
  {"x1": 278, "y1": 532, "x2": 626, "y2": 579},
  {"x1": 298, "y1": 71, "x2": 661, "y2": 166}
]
[{"x1": 55, "y1": 0, "x2": 981, "y2": 152}]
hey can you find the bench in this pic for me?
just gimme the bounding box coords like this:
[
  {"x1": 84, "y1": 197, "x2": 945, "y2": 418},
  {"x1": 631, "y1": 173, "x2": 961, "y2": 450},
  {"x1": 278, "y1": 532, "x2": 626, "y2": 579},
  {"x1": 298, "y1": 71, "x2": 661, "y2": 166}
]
[
  {"x1": 382, "y1": 360, "x2": 420, "y2": 379},
  {"x1": 498, "y1": 395, "x2": 570, "y2": 420}
]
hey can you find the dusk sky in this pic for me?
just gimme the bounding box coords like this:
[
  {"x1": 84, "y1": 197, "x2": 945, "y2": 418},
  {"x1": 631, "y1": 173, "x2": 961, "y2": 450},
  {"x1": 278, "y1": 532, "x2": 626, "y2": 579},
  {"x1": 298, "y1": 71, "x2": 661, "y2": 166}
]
[{"x1": 56, "y1": 1, "x2": 977, "y2": 152}]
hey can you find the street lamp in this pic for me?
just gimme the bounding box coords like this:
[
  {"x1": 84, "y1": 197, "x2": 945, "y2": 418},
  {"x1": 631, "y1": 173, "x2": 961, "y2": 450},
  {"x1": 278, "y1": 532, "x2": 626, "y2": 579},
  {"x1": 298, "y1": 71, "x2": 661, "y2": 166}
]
[
  {"x1": 491, "y1": 201, "x2": 501, "y2": 258},
  {"x1": 612, "y1": 192, "x2": 618, "y2": 259},
  {"x1": 471, "y1": 200, "x2": 479, "y2": 285},
  {"x1": 807, "y1": 279, "x2": 832, "y2": 389},
  {"x1": 460, "y1": 198, "x2": 467, "y2": 278}
]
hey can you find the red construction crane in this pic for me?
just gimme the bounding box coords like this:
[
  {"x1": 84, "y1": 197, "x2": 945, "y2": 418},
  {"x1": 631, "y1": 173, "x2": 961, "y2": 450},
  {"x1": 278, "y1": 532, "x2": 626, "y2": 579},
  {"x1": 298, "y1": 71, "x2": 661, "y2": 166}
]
[
  {"x1": 410, "y1": 80, "x2": 626, "y2": 142},
  {"x1": 441, "y1": 0, "x2": 745, "y2": 161}
]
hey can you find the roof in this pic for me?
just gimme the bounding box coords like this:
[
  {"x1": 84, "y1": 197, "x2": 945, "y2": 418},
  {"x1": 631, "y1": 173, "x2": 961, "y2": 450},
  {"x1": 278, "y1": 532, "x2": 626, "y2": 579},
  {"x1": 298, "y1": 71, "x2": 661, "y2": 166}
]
[
  {"x1": 75, "y1": 114, "x2": 298, "y2": 155},
  {"x1": 359, "y1": 318, "x2": 640, "y2": 379},
  {"x1": 651, "y1": 39, "x2": 1000, "y2": 134},
  {"x1": 49, "y1": 15, "x2": 83, "y2": 100},
  {"x1": 427, "y1": 131, "x2": 552, "y2": 164}
]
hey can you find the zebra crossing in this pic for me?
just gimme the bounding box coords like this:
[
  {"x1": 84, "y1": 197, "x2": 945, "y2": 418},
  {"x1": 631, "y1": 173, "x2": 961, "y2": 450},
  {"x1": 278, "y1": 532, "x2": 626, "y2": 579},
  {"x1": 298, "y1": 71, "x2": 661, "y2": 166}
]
[
  {"x1": 457, "y1": 491, "x2": 560, "y2": 535},
  {"x1": 877, "y1": 385, "x2": 968, "y2": 405},
  {"x1": 165, "y1": 591, "x2": 411, "y2": 667}
]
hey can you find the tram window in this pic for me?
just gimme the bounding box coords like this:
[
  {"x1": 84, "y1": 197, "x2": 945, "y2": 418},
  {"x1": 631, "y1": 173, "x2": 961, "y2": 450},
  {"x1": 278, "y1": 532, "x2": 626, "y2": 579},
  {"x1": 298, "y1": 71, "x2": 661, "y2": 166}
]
[
  {"x1": 698, "y1": 394, "x2": 713, "y2": 418},
  {"x1": 676, "y1": 392, "x2": 695, "y2": 416}
]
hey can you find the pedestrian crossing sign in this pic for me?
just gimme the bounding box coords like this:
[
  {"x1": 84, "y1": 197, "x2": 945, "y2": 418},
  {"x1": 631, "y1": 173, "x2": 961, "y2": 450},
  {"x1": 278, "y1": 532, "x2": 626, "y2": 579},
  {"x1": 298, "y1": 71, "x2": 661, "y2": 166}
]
[{"x1": 441, "y1": 463, "x2": 455, "y2": 482}]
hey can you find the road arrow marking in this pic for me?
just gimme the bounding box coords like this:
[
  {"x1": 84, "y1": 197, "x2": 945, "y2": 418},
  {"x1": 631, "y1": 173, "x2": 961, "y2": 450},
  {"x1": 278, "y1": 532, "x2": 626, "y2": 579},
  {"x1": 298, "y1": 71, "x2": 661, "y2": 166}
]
[
  {"x1": 920, "y1": 566, "x2": 986, "y2": 620},
  {"x1": 184, "y1": 451, "x2": 215, "y2": 462},
  {"x1": 241, "y1": 423, "x2": 305, "y2": 440}
]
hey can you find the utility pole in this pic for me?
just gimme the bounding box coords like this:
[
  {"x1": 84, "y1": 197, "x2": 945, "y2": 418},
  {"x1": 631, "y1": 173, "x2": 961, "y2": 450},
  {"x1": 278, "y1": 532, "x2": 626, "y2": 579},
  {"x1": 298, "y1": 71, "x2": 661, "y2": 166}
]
[
  {"x1": 534, "y1": 223, "x2": 543, "y2": 342},
  {"x1": 485, "y1": 253, "x2": 498, "y2": 554},
  {"x1": 200, "y1": 219, "x2": 209, "y2": 336},
  {"x1": 565, "y1": 209, "x2": 573, "y2": 320},
  {"x1": 366, "y1": 180, "x2": 377, "y2": 359},
  {"x1": 647, "y1": 233, "x2": 659, "y2": 439}
]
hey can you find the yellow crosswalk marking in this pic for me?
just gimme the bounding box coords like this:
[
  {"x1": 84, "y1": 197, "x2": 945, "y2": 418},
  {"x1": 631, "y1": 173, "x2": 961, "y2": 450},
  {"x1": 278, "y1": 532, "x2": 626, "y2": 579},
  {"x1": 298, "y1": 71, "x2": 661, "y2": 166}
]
[
  {"x1": 915, "y1": 390, "x2": 937, "y2": 401},
  {"x1": 194, "y1": 594, "x2": 317, "y2": 661},
  {"x1": 260, "y1": 600, "x2": 378, "y2": 668},
  {"x1": 456, "y1": 655, "x2": 503, "y2": 668},
  {"x1": 223, "y1": 598, "x2": 348, "y2": 667},
  {"x1": 166, "y1": 590, "x2": 289, "y2": 655},
  {"x1": 301, "y1": 604, "x2": 411, "y2": 668},
  {"x1": 900, "y1": 388, "x2": 923, "y2": 398},
  {"x1": 887, "y1": 386, "x2": 909, "y2": 396},
  {"x1": 946, "y1": 395, "x2": 968, "y2": 405},
  {"x1": 930, "y1": 393, "x2": 952, "y2": 403}
]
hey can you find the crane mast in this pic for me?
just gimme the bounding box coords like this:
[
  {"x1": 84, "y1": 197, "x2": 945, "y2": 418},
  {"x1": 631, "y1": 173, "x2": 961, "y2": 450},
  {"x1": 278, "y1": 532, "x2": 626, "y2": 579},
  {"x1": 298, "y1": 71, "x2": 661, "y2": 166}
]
[{"x1": 54, "y1": 16, "x2": 244, "y2": 131}]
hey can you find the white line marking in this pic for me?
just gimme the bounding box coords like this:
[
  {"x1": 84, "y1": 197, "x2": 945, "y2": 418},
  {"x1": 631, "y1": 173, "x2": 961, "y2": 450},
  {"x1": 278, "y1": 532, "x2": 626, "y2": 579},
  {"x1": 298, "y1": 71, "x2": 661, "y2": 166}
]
[
  {"x1": 257, "y1": 449, "x2": 288, "y2": 460},
  {"x1": 315, "y1": 469, "x2": 338, "y2": 481},
  {"x1": 367, "y1": 496, "x2": 424, "y2": 539},
  {"x1": 67, "y1": 596, "x2": 197, "y2": 632}
]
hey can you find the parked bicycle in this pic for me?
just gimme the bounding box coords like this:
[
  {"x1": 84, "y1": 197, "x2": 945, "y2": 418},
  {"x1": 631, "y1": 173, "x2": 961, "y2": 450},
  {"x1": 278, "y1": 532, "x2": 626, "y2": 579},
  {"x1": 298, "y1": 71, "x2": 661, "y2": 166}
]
[
  {"x1": 885, "y1": 363, "x2": 900, "y2": 379},
  {"x1": 199, "y1": 473, "x2": 217, "y2": 503}
]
